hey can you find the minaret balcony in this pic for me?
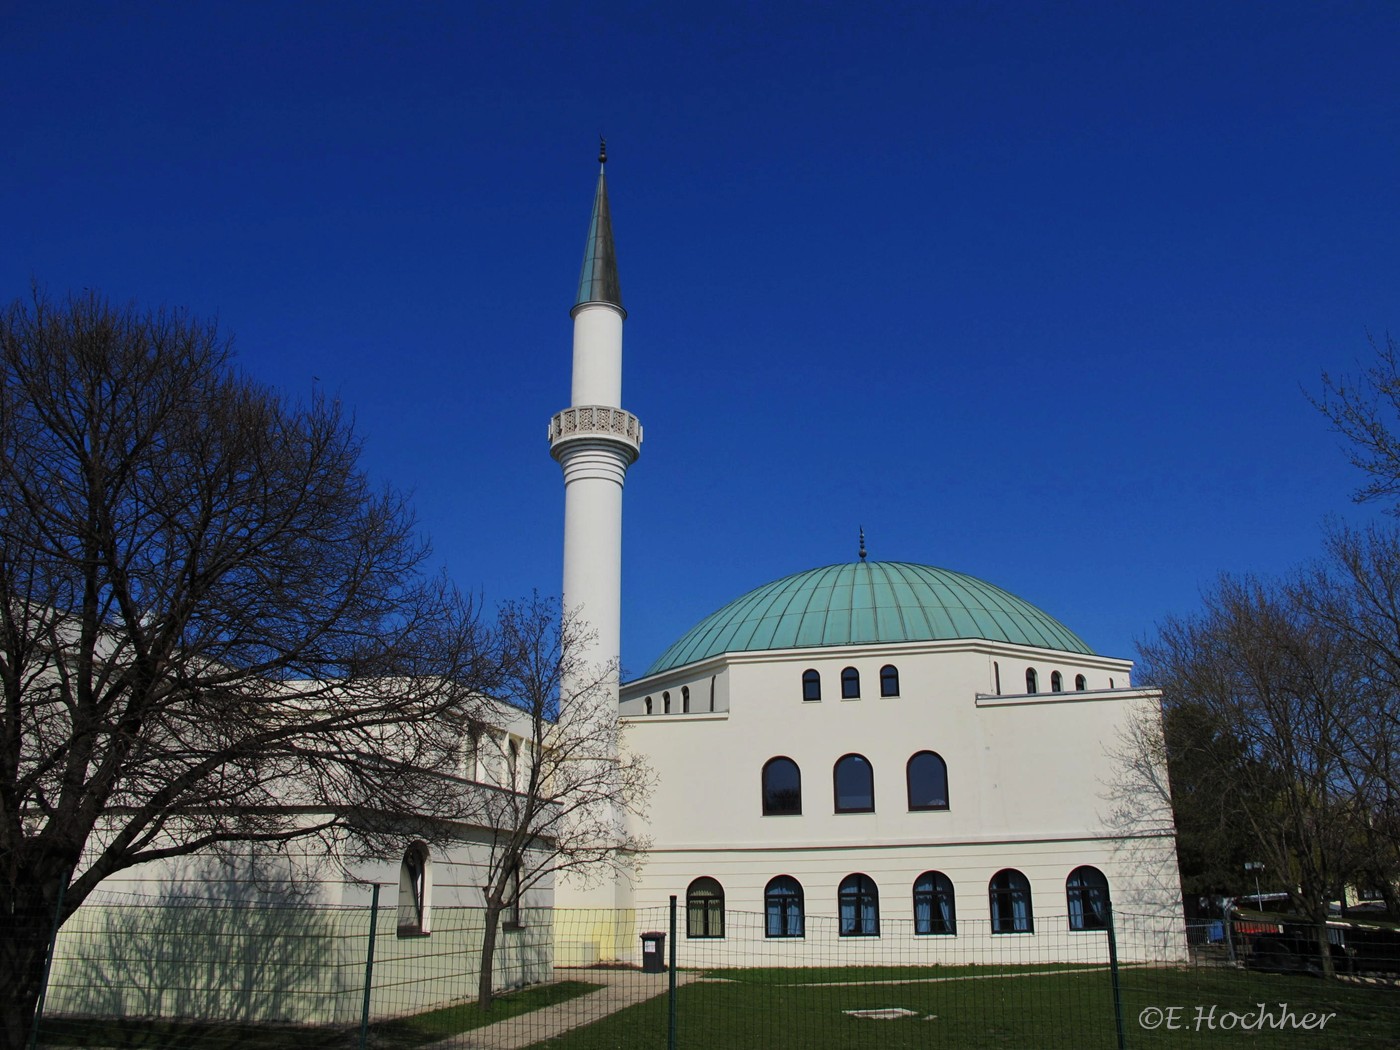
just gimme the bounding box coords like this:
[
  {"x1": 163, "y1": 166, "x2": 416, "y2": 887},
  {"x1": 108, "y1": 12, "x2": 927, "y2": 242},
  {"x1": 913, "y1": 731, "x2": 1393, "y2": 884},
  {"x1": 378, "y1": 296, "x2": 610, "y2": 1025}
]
[{"x1": 549, "y1": 405, "x2": 643, "y2": 460}]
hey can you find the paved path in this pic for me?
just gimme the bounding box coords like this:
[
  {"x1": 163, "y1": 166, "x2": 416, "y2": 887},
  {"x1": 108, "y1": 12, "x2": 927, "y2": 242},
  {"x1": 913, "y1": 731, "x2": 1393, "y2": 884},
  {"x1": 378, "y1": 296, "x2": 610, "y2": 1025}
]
[{"x1": 436, "y1": 967, "x2": 699, "y2": 1049}]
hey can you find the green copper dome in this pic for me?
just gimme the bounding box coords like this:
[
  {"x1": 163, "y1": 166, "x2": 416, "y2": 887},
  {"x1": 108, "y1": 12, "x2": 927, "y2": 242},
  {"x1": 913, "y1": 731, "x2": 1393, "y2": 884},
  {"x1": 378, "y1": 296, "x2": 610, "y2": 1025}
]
[{"x1": 644, "y1": 561, "x2": 1092, "y2": 676}]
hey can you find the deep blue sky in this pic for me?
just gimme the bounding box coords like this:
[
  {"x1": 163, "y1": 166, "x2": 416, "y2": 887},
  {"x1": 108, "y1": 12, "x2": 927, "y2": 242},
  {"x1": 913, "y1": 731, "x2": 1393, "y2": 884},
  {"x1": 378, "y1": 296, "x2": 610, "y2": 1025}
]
[{"x1": 4, "y1": 2, "x2": 1397, "y2": 677}]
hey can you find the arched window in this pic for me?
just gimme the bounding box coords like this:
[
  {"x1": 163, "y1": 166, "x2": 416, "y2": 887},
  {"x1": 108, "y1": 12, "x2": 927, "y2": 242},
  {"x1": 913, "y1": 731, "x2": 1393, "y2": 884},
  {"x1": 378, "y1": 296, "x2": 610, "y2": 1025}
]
[
  {"x1": 1050, "y1": 671, "x2": 1063, "y2": 692},
  {"x1": 1025, "y1": 668, "x2": 1038, "y2": 694},
  {"x1": 994, "y1": 661, "x2": 1001, "y2": 694},
  {"x1": 838, "y1": 873, "x2": 880, "y2": 936},
  {"x1": 682, "y1": 686, "x2": 690, "y2": 713},
  {"x1": 1067, "y1": 866, "x2": 1110, "y2": 930},
  {"x1": 802, "y1": 669, "x2": 821, "y2": 702},
  {"x1": 762, "y1": 757, "x2": 802, "y2": 815},
  {"x1": 1074, "y1": 674, "x2": 1087, "y2": 691},
  {"x1": 913, "y1": 871, "x2": 956, "y2": 935},
  {"x1": 765, "y1": 876, "x2": 804, "y2": 937},
  {"x1": 841, "y1": 666, "x2": 861, "y2": 699},
  {"x1": 686, "y1": 877, "x2": 725, "y2": 938},
  {"x1": 879, "y1": 664, "x2": 900, "y2": 697},
  {"x1": 906, "y1": 751, "x2": 949, "y2": 810},
  {"x1": 833, "y1": 753, "x2": 874, "y2": 812},
  {"x1": 989, "y1": 869, "x2": 1033, "y2": 933},
  {"x1": 663, "y1": 691, "x2": 671, "y2": 714},
  {"x1": 397, "y1": 842, "x2": 431, "y2": 936},
  {"x1": 644, "y1": 696, "x2": 652, "y2": 714}
]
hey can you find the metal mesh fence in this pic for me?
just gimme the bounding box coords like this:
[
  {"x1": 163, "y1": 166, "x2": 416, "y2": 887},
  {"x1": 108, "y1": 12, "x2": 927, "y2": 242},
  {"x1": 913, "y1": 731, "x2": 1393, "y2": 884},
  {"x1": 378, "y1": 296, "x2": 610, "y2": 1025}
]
[{"x1": 20, "y1": 894, "x2": 1400, "y2": 1049}]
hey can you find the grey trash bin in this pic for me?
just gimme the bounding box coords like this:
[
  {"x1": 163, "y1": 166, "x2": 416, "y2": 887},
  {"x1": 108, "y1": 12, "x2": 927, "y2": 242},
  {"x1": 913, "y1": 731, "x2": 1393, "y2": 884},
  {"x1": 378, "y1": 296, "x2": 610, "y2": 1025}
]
[{"x1": 640, "y1": 931, "x2": 666, "y2": 972}]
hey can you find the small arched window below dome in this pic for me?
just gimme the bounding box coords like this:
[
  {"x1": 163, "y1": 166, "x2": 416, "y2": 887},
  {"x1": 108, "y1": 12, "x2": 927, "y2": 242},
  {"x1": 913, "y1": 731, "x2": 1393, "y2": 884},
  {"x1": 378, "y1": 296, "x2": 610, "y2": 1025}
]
[
  {"x1": 879, "y1": 664, "x2": 900, "y2": 696},
  {"x1": 663, "y1": 691, "x2": 671, "y2": 714},
  {"x1": 802, "y1": 669, "x2": 821, "y2": 702},
  {"x1": 1025, "y1": 668, "x2": 1039, "y2": 694},
  {"x1": 841, "y1": 667, "x2": 861, "y2": 699},
  {"x1": 644, "y1": 696, "x2": 652, "y2": 714},
  {"x1": 682, "y1": 686, "x2": 690, "y2": 713},
  {"x1": 1074, "y1": 674, "x2": 1087, "y2": 691},
  {"x1": 1050, "y1": 671, "x2": 1063, "y2": 692}
]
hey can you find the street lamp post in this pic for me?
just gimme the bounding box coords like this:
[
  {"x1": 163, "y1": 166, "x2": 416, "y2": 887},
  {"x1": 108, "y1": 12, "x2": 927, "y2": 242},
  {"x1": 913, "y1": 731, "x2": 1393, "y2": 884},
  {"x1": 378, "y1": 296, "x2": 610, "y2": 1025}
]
[{"x1": 1244, "y1": 861, "x2": 1264, "y2": 909}]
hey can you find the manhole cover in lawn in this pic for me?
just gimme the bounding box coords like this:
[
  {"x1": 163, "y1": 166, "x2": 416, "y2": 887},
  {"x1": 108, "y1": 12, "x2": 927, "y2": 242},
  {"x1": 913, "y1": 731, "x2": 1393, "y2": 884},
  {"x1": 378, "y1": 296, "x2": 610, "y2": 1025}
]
[{"x1": 843, "y1": 1008, "x2": 933, "y2": 1020}]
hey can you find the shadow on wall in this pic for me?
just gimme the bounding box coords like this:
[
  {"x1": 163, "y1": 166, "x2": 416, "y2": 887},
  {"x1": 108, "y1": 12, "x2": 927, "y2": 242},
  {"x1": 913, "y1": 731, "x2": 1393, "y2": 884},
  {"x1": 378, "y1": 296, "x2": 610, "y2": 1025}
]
[{"x1": 46, "y1": 858, "x2": 358, "y2": 1026}]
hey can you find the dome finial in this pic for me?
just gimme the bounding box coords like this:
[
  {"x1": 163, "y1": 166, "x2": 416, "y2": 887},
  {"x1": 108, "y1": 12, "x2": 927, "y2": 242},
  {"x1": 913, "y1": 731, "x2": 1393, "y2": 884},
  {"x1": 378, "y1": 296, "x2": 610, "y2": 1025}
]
[
  {"x1": 858, "y1": 527, "x2": 867, "y2": 562},
  {"x1": 598, "y1": 136, "x2": 607, "y2": 168}
]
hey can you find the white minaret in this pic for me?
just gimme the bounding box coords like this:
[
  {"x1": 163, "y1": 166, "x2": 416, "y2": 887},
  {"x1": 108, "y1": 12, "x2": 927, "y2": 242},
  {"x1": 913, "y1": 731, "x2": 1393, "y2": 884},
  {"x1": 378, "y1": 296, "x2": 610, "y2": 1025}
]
[
  {"x1": 548, "y1": 143, "x2": 641, "y2": 947},
  {"x1": 549, "y1": 141, "x2": 641, "y2": 693}
]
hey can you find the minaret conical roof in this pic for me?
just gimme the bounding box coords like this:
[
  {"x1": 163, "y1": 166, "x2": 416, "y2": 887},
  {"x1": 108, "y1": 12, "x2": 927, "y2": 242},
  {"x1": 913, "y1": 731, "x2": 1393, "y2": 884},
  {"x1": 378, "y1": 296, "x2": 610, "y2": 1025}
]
[{"x1": 573, "y1": 143, "x2": 624, "y2": 316}]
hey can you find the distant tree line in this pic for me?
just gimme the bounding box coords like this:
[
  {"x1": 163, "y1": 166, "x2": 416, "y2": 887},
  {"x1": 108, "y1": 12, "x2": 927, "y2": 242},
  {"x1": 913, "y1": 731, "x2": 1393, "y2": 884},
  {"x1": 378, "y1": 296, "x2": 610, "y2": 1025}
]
[{"x1": 1142, "y1": 335, "x2": 1400, "y2": 978}]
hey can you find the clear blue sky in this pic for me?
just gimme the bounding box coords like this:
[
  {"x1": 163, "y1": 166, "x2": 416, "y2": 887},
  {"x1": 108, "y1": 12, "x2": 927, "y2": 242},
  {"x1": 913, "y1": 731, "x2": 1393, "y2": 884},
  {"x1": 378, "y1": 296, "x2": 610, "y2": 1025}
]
[{"x1": 4, "y1": 2, "x2": 1397, "y2": 677}]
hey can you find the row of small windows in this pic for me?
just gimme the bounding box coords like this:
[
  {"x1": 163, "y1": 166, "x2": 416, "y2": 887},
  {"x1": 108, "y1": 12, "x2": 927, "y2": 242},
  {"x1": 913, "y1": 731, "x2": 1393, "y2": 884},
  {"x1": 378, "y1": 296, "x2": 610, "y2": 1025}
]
[
  {"x1": 995, "y1": 663, "x2": 1116, "y2": 695},
  {"x1": 643, "y1": 686, "x2": 691, "y2": 715},
  {"x1": 802, "y1": 665, "x2": 899, "y2": 702},
  {"x1": 686, "y1": 867, "x2": 1111, "y2": 938},
  {"x1": 762, "y1": 752, "x2": 948, "y2": 815}
]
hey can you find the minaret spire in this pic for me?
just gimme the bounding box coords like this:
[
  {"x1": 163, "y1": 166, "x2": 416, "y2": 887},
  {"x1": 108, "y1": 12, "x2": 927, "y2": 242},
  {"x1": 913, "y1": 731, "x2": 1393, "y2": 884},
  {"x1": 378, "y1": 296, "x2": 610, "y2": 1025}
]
[{"x1": 574, "y1": 138, "x2": 624, "y2": 316}]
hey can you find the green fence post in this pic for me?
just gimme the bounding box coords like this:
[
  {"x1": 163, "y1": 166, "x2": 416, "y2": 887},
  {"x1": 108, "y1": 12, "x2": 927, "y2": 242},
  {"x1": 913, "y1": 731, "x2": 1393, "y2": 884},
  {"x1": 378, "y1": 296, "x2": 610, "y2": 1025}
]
[
  {"x1": 358, "y1": 883, "x2": 381, "y2": 1050},
  {"x1": 1105, "y1": 903, "x2": 1127, "y2": 1050},
  {"x1": 668, "y1": 895, "x2": 677, "y2": 1050},
  {"x1": 25, "y1": 870, "x2": 69, "y2": 1050}
]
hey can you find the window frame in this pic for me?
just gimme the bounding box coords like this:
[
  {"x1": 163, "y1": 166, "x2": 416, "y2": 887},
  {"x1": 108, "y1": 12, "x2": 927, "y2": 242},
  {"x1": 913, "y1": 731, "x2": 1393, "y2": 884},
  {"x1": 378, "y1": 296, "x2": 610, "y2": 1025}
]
[
  {"x1": 989, "y1": 868, "x2": 1034, "y2": 934},
  {"x1": 801, "y1": 669, "x2": 821, "y2": 702},
  {"x1": 1025, "y1": 668, "x2": 1038, "y2": 694},
  {"x1": 762, "y1": 756, "x2": 803, "y2": 816},
  {"x1": 906, "y1": 750, "x2": 949, "y2": 811},
  {"x1": 1050, "y1": 670, "x2": 1063, "y2": 692},
  {"x1": 879, "y1": 664, "x2": 900, "y2": 697},
  {"x1": 686, "y1": 876, "x2": 725, "y2": 939},
  {"x1": 841, "y1": 666, "x2": 861, "y2": 699},
  {"x1": 764, "y1": 875, "x2": 805, "y2": 938},
  {"x1": 913, "y1": 871, "x2": 956, "y2": 935},
  {"x1": 1066, "y1": 866, "x2": 1110, "y2": 931},
  {"x1": 838, "y1": 873, "x2": 880, "y2": 937},
  {"x1": 833, "y1": 753, "x2": 875, "y2": 813}
]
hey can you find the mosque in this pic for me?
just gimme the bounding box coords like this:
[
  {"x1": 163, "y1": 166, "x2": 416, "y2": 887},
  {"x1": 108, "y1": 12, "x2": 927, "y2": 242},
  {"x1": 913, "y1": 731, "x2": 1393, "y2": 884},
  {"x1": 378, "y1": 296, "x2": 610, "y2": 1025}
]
[{"x1": 550, "y1": 145, "x2": 1184, "y2": 964}]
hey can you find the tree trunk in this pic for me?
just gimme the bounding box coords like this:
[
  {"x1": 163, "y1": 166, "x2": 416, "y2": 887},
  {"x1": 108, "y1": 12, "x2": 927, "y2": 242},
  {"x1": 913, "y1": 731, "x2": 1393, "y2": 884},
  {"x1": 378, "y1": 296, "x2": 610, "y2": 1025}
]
[
  {"x1": 1313, "y1": 917, "x2": 1338, "y2": 978},
  {"x1": 477, "y1": 899, "x2": 504, "y2": 1011},
  {"x1": 0, "y1": 890, "x2": 60, "y2": 1050}
]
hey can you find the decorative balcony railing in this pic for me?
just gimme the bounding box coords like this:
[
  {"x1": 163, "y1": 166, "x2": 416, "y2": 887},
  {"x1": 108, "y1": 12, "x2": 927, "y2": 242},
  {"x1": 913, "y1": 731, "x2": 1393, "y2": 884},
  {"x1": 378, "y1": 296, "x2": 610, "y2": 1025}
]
[{"x1": 548, "y1": 406, "x2": 644, "y2": 452}]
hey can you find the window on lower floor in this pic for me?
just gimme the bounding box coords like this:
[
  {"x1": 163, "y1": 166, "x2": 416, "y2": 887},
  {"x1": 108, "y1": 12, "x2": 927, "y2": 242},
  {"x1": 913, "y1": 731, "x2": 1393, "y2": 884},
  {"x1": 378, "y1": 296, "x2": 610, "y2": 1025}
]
[
  {"x1": 989, "y1": 868, "x2": 1033, "y2": 933},
  {"x1": 765, "y1": 875, "x2": 805, "y2": 937},
  {"x1": 397, "y1": 842, "x2": 431, "y2": 936},
  {"x1": 906, "y1": 751, "x2": 949, "y2": 810},
  {"x1": 833, "y1": 753, "x2": 874, "y2": 812},
  {"x1": 1067, "y1": 866, "x2": 1110, "y2": 930},
  {"x1": 838, "y1": 873, "x2": 880, "y2": 936},
  {"x1": 914, "y1": 871, "x2": 956, "y2": 935},
  {"x1": 686, "y1": 876, "x2": 725, "y2": 938},
  {"x1": 762, "y1": 756, "x2": 802, "y2": 815}
]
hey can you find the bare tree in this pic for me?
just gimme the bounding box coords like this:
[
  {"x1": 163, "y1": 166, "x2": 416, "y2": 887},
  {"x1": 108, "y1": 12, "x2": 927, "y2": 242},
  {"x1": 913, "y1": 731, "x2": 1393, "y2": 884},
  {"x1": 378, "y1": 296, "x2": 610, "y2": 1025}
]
[
  {"x1": 1316, "y1": 333, "x2": 1400, "y2": 508},
  {"x1": 0, "y1": 292, "x2": 498, "y2": 1049},
  {"x1": 470, "y1": 595, "x2": 651, "y2": 1011},
  {"x1": 1140, "y1": 574, "x2": 1372, "y2": 976}
]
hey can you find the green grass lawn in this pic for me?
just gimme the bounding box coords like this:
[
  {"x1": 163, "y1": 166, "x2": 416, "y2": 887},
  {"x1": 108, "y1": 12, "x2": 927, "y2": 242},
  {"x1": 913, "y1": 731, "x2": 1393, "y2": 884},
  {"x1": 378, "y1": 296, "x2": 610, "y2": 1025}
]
[
  {"x1": 526, "y1": 967, "x2": 1399, "y2": 1049},
  {"x1": 37, "y1": 979, "x2": 600, "y2": 1048}
]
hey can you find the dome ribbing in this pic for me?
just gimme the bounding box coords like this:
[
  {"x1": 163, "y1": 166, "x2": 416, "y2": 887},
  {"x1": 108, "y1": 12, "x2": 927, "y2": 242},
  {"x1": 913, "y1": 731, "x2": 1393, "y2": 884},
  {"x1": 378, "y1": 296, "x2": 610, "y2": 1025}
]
[{"x1": 644, "y1": 561, "x2": 1092, "y2": 676}]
